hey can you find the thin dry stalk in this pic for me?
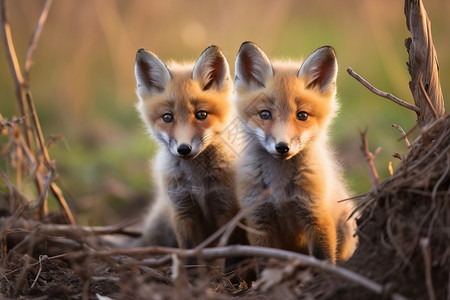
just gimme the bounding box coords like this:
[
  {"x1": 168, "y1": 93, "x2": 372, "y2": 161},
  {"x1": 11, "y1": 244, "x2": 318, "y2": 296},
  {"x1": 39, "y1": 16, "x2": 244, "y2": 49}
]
[
  {"x1": 0, "y1": 0, "x2": 33, "y2": 149},
  {"x1": 0, "y1": 115, "x2": 24, "y2": 130},
  {"x1": 13, "y1": 255, "x2": 32, "y2": 297},
  {"x1": 0, "y1": 0, "x2": 75, "y2": 224},
  {"x1": 418, "y1": 73, "x2": 440, "y2": 120},
  {"x1": 23, "y1": 0, "x2": 53, "y2": 84},
  {"x1": 30, "y1": 255, "x2": 47, "y2": 289},
  {"x1": 50, "y1": 182, "x2": 76, "y2": 225},
  {"x1": 420, "y1": 238, "x2": 436, "y2": 300},
  {"x1": 347, "y1": 67, "x2": 419, "y2": 113},
  {"x1": 217, "y1": 190, "x2": 269, "y2": 247},
  {"x1": 0, "y1": 166, "x2": 15, "y2": 209},
  {"x1": 0, "y1": 204, "x2": 26, "y2": 242},
  {"x1": 359, "y1": 128, "x2": 381, "y2": 189},
  {"x1": 392, "y1": 124, "x2": 411, "y2": 148},
  {"x1": 1, "y1": 217, "x2": 140, "y2": 238},
  {"x1": 30, "y1": 169, "x2": 54, "y2": 210},
  {"x1": 25, "y1": 93, "x2": 51, "y2": 168}
]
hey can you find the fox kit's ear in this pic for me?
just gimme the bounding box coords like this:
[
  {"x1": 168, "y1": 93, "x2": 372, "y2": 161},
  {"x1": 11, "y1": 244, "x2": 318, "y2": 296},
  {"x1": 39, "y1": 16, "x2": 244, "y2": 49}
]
[
  {"x1": 235, "y1": 41, "x2": 273, "y2": 89},
  {"x1": 298, "y1": 46, "x2": 337, "y2": 95},
  {"x1": 192, "y1": 45, "x2": 230, "y2": 91},
  {"x1": 135, "y1": 49, "x2": 171, "y2": 97}
]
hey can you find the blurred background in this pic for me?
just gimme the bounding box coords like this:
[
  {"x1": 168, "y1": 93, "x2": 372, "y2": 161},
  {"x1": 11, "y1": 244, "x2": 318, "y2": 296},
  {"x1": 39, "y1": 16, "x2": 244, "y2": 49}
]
[{"x1": 1, "y1": 0, "x2": 449, "y2": 226}]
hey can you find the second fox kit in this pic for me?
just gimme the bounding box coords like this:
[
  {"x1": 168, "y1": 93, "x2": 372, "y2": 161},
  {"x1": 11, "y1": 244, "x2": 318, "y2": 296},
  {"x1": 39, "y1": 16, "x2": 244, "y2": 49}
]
[
  {"x1": 234, "y1": 42, "x2": 357, "y2": 263},
  {"x1": 134, "y1": 46, "x2": 248, "y2": 254}
]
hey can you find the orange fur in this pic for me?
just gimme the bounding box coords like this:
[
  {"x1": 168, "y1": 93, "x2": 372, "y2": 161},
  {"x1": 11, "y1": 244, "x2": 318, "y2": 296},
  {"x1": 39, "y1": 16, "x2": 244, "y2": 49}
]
[
  {"x1": 234, "y1": 42, "x2": 357, "y2": 263},
  {"x1": 134, "y1": 46, "x2": 252, "y2": 276}
]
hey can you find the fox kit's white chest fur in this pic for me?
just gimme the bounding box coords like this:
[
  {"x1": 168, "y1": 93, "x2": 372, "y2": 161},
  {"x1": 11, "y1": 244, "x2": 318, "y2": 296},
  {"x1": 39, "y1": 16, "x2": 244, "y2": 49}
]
[{"x1": 154, "y1": 143, "x2": 236, "y2": 216}]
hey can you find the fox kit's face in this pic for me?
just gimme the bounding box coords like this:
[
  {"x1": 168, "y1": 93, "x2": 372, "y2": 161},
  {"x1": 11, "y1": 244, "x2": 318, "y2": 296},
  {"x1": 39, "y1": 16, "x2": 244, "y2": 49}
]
[
  {"x1": 234, "y1": 42, "x2": 338, "y2": 160},
  {"x1": 135, "y1": 46, "x2": 232, "y2": 159}
]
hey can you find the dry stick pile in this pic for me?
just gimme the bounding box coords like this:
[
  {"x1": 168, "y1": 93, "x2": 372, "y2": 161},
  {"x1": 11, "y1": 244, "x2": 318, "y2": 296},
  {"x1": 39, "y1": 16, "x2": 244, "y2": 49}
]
[
  {"x1": 1, "y1": 0, "x2": 448, "y2": 300},
  {"x1": 302, "y1": 0, "x2": 448, "y2": 298},
  {"x1": 301, "y1": 113, "x2": 449, "y2": 300}
]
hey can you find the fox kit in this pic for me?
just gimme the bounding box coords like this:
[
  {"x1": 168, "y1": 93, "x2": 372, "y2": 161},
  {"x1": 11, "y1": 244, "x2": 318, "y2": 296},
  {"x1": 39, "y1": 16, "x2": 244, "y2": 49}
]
[
  {"x1": 234, "y1": 42, "x2": 357, "y2": 263},
  {"x1": 134, "y1": 45, "x2": 249, "y2": 258}
]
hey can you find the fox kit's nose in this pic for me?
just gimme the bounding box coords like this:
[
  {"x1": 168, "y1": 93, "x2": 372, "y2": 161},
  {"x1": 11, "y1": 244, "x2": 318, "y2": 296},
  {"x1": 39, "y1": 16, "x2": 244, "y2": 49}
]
[
  {"x1": 177, "y1": 144, "x2": 192, "y2": 156},
  {"x1": 275, "y1": 142, "x2": 290, "y2": 154}
]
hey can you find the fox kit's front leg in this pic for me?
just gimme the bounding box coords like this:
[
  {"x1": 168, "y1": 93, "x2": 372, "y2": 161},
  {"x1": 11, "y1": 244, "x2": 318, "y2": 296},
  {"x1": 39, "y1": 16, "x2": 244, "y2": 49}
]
[
  {"x1": 171, "y1": 201, "x2": 207, "y2": 249},
  {"x1": 246, "y1": 201, "x2": 278, "y2": 249},
  {"x1": 306, "y1": 210, "x2": 337, "y2": 263}
]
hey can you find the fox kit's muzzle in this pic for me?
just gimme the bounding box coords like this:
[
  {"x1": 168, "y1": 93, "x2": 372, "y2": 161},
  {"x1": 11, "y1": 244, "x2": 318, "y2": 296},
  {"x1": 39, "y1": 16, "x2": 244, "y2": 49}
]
[
  {"x1": 275, "y1": 142, "x2": 290, "y2": 154},
  {"x1": 177, "y1": 144, "x2": 192, "y2": 156}
]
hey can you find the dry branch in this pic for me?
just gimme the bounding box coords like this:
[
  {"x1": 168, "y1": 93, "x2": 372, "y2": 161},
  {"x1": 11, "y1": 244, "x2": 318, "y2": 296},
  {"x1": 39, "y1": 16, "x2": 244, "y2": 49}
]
[
  {"x1": 0, "y1": 217, "x2": 140, "y2": 238},
  {"x1": 392, "y1": 124, "x2": 411, "y2": 148},
  {"x1": 347, "y1": 67, "x2": 419, "y2": 113},
  {"x1": 0, "y1": 0, "x2": 74, "y2": 224},
  {"x1": 359, "y1": 128, "x2": 381, "y2": 189},
  {"x1": 404, "y1": 0, "x2": 445, "y2": 126},
  {"x1": 0, "y1": 115, "x2": 24, "y2": 130},
  {"x1": 0, "y1": 0, "x2": 33, "y2": 149},
  {"x1": 420, "y1": 238, "x2": 435, "y2": 300},
  {"x1": 65, "y1": 245, "x2": 408, "y2": 300},
  {"x1": 23, "y1": 0, "x2": 53, "y2": 85}
]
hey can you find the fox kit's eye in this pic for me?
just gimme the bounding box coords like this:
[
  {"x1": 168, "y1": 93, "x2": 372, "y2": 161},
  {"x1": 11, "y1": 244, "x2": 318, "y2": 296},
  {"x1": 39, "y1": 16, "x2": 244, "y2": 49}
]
[
  {"x1": 297, "y1": 111, "x2": 308, "y2": 121},
  {"x1": 259, "y1": 110, "x2": 272, "y2": 120},
  {"x1": 162, "y1": 113, "x2": 173, "y2": 123},
  {"x1": 195, "y1": 110, "x2": 208, "y2": 120}
]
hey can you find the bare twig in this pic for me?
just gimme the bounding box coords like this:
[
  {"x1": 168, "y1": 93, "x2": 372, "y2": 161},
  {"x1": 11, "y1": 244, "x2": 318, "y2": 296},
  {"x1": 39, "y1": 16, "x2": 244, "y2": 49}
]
[
  {"x1": 217, "y1": 190, "x2": 269, "y2": 247},
  {"x1": 0, "y1": 116, "x2": 24, "y2": 130},
  {"x1": 418, "y1": 73, "x2": 439, "y2": 120},
  {"x1": 392, "y1": 124, "x2": 411, "y2": 148},
  {"x1": 347, "y1": 67, "x2": 420, "y2": 113},
  {"x1": 0, "y1": 204, "x2": 26, "y2": 241},
  {"x1": 393, "y1": 152, "x2": 404, "y2": 161},
  {"x1": 25, "y1": 92, "x2": 52, "y2": 168},
  {"x1": 236, "y1": 221, "x2": 266, "y2": 236},
  {"x1": 30, "y1": 255, "x2": 47, "y2": 289},
  {"x1": 359, "y1": 128, "x2": 381, "y2": 189},
  {"x1": 13, "y1": 255, "x2": 32, "y2": 297},
  {"x1": 0, "y1": 166, "x2": 15, "y2": 209},
  {"x1": 23, "y1": 0, "x2": 53, "y2": 85},
  {"x1": 190, "y1": 190, "x2": 267, "y2": 251},
  {"x1": 29, "y1": 169, "x2": 55, "y2": 210},
  {"x1": 141, "y1": 255, "x2": 172, "y2": 267},
  {"x1": 0, "y1": 0, "x2": 33, "y2": 148},
  {"x1": 4, "y1": 253, "x2": 66, "y2": 277},
  {"x1": 420, "y1": 238, "x2": 435, "y2": 300},
  {"x1": 67, "y1": 245, "x2": 408, "y2": 300},
  {"x1": 0, "y1": 217, "x2": 140, "y2": 237},
  {"x1": 50, "y1": 182, "x2": 76, "y2": 225}
]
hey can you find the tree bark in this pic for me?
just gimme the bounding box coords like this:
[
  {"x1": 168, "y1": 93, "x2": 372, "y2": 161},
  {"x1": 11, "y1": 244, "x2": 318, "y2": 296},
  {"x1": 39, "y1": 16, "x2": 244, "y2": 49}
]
[{"x1": 404, "y1": 0, "x2": 445, "y2": 127}]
